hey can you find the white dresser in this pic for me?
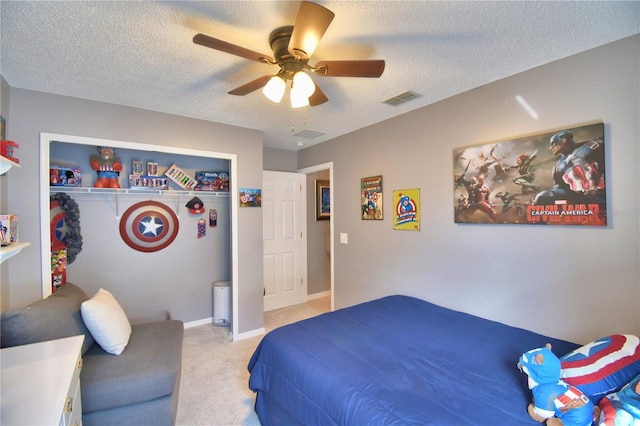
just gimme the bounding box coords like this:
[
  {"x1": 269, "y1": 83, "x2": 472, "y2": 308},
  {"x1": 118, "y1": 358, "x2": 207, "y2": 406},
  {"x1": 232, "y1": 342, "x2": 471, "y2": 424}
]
[{"x1": 1, "y1": 335, "x2": 84, "y2": 425}]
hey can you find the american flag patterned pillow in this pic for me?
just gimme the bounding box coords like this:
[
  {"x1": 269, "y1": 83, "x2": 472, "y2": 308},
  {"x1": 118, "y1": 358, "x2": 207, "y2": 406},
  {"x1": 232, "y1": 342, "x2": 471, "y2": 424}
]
[{"x1": 560, "y1": 335, "x2": 640, "y2": 404}]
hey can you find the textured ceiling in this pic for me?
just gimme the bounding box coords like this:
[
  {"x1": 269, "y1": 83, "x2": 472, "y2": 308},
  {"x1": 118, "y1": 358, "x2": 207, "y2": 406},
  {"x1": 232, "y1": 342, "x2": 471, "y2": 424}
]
[{"x1": 1, "y1": 1, "x2": 639, "y2": 151}]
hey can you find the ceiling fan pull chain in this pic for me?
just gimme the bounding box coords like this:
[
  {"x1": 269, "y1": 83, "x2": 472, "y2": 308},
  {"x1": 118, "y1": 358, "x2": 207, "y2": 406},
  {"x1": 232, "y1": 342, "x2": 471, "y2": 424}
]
[
  {"x1": 304, "y1": 106, "x2": 308, "y2": 129},
  {"x1": 290, "y1": 107, "x2": 295, "y2": 134}
]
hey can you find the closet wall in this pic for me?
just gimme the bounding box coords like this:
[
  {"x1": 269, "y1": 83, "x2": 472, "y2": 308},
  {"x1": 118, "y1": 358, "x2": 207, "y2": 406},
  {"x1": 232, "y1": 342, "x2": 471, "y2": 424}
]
[{"x1": 48, "y1": 141, "x2": 231, "y2": 322}]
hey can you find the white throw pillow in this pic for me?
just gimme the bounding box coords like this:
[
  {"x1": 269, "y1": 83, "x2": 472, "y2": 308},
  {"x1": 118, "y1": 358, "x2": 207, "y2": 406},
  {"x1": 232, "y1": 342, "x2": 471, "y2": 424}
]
[{"x1": 81, "y1": 288, "x2": 132, "y2": 355}]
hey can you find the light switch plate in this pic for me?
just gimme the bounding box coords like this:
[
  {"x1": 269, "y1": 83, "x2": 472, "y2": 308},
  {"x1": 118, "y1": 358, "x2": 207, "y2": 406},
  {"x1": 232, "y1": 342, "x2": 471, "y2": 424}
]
[{"x1": 340, "y1": 233, "x2": 348, "y2": 244}]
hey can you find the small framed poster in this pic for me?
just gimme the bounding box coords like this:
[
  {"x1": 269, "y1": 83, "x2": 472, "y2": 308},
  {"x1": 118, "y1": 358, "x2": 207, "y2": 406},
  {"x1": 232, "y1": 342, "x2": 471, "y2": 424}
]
[
  {"x1": 239, "y1": 188, "x2": 261, "y2": 207},
  {"x1": 361, "y1": 175, "x2": 383, "y2": 220},
  {"x1": 393, "y1": 189, "x2": 420, "y2": 230}
]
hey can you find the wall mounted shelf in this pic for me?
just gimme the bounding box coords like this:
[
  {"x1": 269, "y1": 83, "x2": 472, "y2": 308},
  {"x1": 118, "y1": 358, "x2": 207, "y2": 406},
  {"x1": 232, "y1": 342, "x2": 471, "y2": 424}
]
[
  {"x1": 49, "y1": 186, "x2": 229, "y2": 218},
  {"x1": 1, "y1": 154, "x2": 28, "y2": 263},
  {"x1": 49, "y1": 186, "x2": 229, "y2": 197},
  {"x1": 0, "y1": 156, "x2": 20, "y2": 175},
  {"x1": 0, "y1": 242, "x2": 31, "y2": 264}
]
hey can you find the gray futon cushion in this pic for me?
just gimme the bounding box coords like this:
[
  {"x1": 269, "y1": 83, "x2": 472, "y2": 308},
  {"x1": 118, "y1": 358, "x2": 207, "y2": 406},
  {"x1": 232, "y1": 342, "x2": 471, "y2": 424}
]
[
  {"x1": 80, "y1": 319, "x2": 184, "y2": 413},
  {"x1": 0, "y1": 283, "x2": 95, "y2": 354}
]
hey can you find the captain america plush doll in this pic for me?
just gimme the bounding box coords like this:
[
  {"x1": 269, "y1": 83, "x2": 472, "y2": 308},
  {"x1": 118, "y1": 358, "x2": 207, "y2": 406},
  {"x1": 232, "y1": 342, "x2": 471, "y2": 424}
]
[{"x1": 518, "y1": 344, "x2": 598, "y2": 426}]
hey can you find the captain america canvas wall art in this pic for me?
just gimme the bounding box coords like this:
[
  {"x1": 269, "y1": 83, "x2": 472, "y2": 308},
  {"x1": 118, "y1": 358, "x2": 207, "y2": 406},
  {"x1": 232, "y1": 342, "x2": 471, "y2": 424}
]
[{"x1": 453, "y1": 122, "x2": 606, "y2": 226}]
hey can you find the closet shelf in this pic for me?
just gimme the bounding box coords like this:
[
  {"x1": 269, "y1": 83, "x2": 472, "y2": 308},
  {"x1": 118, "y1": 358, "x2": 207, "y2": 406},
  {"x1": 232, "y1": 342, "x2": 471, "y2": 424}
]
[
  {"x1": 49, "y1": 186, "x2": 229, "y2": 197},
  {"x1": 0, "y1": 156, "x2": 21, "y2": 175}
]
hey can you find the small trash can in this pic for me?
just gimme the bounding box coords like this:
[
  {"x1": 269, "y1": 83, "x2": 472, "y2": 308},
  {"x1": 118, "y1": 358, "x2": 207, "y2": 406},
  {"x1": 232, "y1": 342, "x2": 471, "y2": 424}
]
[{"x1": 212, "y1": 281, "x2": 231, "y2": 326}]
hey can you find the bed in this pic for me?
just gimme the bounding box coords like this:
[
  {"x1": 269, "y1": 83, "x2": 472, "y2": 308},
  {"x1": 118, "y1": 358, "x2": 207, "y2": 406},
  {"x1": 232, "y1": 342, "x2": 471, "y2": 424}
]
[{"x1": 248, "y1": 295, "x2": 581, "y2": 425}]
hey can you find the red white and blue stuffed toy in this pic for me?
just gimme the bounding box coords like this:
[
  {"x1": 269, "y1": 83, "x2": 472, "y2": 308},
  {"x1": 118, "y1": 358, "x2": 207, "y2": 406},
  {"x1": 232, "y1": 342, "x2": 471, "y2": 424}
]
[
  {"x1": 597, "y1": 373, "x2": 640, "y2": 425},
  {"x1": 519, "y1": 343, "x2": 598, "y2": 426}
]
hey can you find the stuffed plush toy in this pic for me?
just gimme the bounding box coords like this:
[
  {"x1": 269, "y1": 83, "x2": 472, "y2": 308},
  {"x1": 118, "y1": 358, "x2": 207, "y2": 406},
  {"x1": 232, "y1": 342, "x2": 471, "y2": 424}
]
[{"x1": 518, "y1": 343, "x2": 598, "y2": 426}]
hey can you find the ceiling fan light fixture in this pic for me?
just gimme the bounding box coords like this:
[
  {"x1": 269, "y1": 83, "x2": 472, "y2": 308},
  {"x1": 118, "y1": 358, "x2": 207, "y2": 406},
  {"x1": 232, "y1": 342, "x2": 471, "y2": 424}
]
[
  {"x1": 263, "y1": 75, "x2": 286, "y2": 103},
  {"x1": 290, "y1": 86, "x2": 310, "y2": 108},
  {"x1": 292, "y1": 71, "x2": 315, "y2": 98},
  {"x1": 194, "y1": 1, "x2": 386, "y2": 110}
]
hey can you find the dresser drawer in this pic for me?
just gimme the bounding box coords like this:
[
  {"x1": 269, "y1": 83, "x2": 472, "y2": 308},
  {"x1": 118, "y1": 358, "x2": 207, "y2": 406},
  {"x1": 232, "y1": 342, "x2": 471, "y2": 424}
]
[
  {"x1": 61, "y1": 354, "x2": 83, "y2": 426},
  {"x1": 1, "y1": 336, "x2": 84, "y2": 426}
]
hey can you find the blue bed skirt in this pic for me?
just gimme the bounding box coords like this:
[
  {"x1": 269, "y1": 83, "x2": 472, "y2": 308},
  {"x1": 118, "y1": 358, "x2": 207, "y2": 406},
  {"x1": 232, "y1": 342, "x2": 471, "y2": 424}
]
[{"x1": 248, "y1": 295, "x2": 579, "y2": 425}]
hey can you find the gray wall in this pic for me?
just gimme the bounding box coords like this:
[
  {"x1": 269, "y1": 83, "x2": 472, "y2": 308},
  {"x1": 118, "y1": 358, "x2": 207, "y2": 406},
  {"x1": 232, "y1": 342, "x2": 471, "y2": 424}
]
[
  {"x1": 3, "y1": 89, "x2": 265, "y2": 335},
  {"x1": 306, "y1": 170, "x2": 331, "y2": 296},
  {"x1": 263, "y1": 147, "x2": 297, "y2": 172},
  {"x1": 298, "y1": 35, "x2": 640, "y2": 344}
]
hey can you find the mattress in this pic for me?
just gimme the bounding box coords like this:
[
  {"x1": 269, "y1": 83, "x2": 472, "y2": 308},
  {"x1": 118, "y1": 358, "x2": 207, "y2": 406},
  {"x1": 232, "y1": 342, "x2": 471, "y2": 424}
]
[{"x1": 248, "y1": 295, "x2": 580, "y2": 425}]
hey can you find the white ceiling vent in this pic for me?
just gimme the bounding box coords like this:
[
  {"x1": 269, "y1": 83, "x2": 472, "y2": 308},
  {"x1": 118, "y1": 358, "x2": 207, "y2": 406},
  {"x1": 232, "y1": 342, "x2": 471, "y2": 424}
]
[
  {"x1": 382, "y1": 91, "x2": 422, "y2": 106},
  {"x1": 293, "y1": 130, "x2": 325, "y2": 139}
]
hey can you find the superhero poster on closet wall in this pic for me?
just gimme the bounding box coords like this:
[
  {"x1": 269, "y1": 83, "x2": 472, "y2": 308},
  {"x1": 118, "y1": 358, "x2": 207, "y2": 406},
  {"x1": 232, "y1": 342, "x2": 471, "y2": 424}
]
[{"x1": 453, "y1": 122, "x2": 606, "y2": 226}]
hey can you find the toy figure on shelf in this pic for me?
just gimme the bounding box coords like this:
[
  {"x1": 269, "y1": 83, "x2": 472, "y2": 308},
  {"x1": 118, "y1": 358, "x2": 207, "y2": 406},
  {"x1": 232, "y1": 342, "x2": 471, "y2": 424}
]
[
  {"x1": 90, "y1": 146, "x2": 122, "y2": 188},
  {"x1": 1, "y1": 140, "x2": 19, "y2": 164}
]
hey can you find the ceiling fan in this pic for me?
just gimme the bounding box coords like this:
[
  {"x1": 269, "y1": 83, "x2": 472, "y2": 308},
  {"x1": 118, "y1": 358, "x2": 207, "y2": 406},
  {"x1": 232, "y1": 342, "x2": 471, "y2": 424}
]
[{"x1": 193, "y1": 1, "x2": 385, "y2": 108}]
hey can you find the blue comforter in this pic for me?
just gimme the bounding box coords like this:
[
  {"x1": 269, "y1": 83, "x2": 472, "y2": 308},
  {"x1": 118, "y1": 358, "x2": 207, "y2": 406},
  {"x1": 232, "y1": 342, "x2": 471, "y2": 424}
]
[{"x1": 248, "y1": 295, "x2": 579, "y2": 425}]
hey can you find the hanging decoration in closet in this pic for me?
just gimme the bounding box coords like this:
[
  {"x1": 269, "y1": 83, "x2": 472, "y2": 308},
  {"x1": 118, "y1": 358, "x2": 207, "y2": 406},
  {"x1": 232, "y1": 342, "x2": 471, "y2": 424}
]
[
  {"x1": 119, "y1": 201, "x2": 179, "y2": 252},
  {"x1": 50, "y1": 192, "x2": 83, "y2": 292}
]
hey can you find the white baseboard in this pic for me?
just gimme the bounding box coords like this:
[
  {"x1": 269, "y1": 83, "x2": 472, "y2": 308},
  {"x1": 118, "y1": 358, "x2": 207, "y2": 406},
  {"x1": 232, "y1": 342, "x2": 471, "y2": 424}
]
[
  {"x1": 182, "y1": 293, "x2": 330, "y2": 338},
  {"x1": 307, "y1": 290, "x2": 331, "y2": 300},
  {"x1": 234, "y1": 327, "x2": 265, "y2": 341},
  {"x1": 182, "y1": 317, "x2": 262, "y2": 342},
  {"x1": 183, "y1": 317, "x2": 214, "y2": 328}
]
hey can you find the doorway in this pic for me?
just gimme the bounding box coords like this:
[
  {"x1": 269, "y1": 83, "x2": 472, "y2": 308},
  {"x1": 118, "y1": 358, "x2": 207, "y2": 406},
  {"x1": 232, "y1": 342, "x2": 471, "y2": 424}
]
[
  {"x1": 298, "y1": 162, "x2": 334, "y2": 312},
  {"x1": 262, "y1": 162, "x2": 334, "y2": 313},
  {"x1": 262, "y1": 171, "x2": 305, "y2": 311}
]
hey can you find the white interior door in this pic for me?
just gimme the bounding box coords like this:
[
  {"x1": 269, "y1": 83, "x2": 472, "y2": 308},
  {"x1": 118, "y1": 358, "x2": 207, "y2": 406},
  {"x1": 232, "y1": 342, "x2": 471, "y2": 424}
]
[{"x1": 263, "y1": 171, "x2": 304, "y2": 311}]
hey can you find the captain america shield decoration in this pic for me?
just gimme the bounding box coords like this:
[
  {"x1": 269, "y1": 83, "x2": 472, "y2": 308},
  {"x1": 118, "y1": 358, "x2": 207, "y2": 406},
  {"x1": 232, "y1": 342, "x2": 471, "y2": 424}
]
[
  {"x1": 119, "y1": 201, "x2": 179, "y2": 252},
  {"x1": 50, "y1": 200, "x2": 68, "y2": 248}
]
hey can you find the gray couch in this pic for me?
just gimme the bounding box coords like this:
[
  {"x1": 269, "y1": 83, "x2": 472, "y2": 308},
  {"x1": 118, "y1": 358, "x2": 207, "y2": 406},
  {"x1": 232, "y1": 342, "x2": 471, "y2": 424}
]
[{"x1": 1, "y1": 283, "x2": 184, "y2": 426}]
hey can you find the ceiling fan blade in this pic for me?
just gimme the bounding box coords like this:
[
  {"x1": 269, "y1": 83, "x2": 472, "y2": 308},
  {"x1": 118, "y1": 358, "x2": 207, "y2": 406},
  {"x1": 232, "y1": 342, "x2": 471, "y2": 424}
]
[
  {"x1": 314, "y1": 60, "x2": 386, "y2": 78},
  {"x1": 193, "y1": 33, "x2": 274, "y2": 63},
  {"x1": 228, "y1": 75, "x2": 272, "y2": 96},
  {"x1": 309, "y1": 84, "x2": 328, "y2": 106},
  {"x1": 288, "y1": 1, "x2": 335, "y2": 60}
]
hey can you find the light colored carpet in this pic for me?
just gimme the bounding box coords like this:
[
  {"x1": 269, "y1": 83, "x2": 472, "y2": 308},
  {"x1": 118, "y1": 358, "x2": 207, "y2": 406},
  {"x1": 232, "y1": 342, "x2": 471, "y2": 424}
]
[{"x1": 176, "y1": 297, "x2": 331, "y2": 426}]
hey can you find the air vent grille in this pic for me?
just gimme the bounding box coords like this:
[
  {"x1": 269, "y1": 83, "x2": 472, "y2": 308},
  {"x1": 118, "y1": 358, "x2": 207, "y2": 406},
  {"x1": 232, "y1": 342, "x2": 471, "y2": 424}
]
[
  {"x1": 294, "y1": 130, "x2": 325, "y2": 139},
  {"x1": 382, "y1": 90, "x2": 422, "y2": 106}
]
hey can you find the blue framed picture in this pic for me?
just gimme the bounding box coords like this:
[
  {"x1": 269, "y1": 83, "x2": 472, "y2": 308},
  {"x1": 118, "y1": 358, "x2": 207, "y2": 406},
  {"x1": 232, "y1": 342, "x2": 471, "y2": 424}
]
[
  {"x1": 239, "y1": 188, "x2": 261, "y2": 207},
  {"x1": 315, "y1": 180, "x2": 330, "y2": 221}
]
